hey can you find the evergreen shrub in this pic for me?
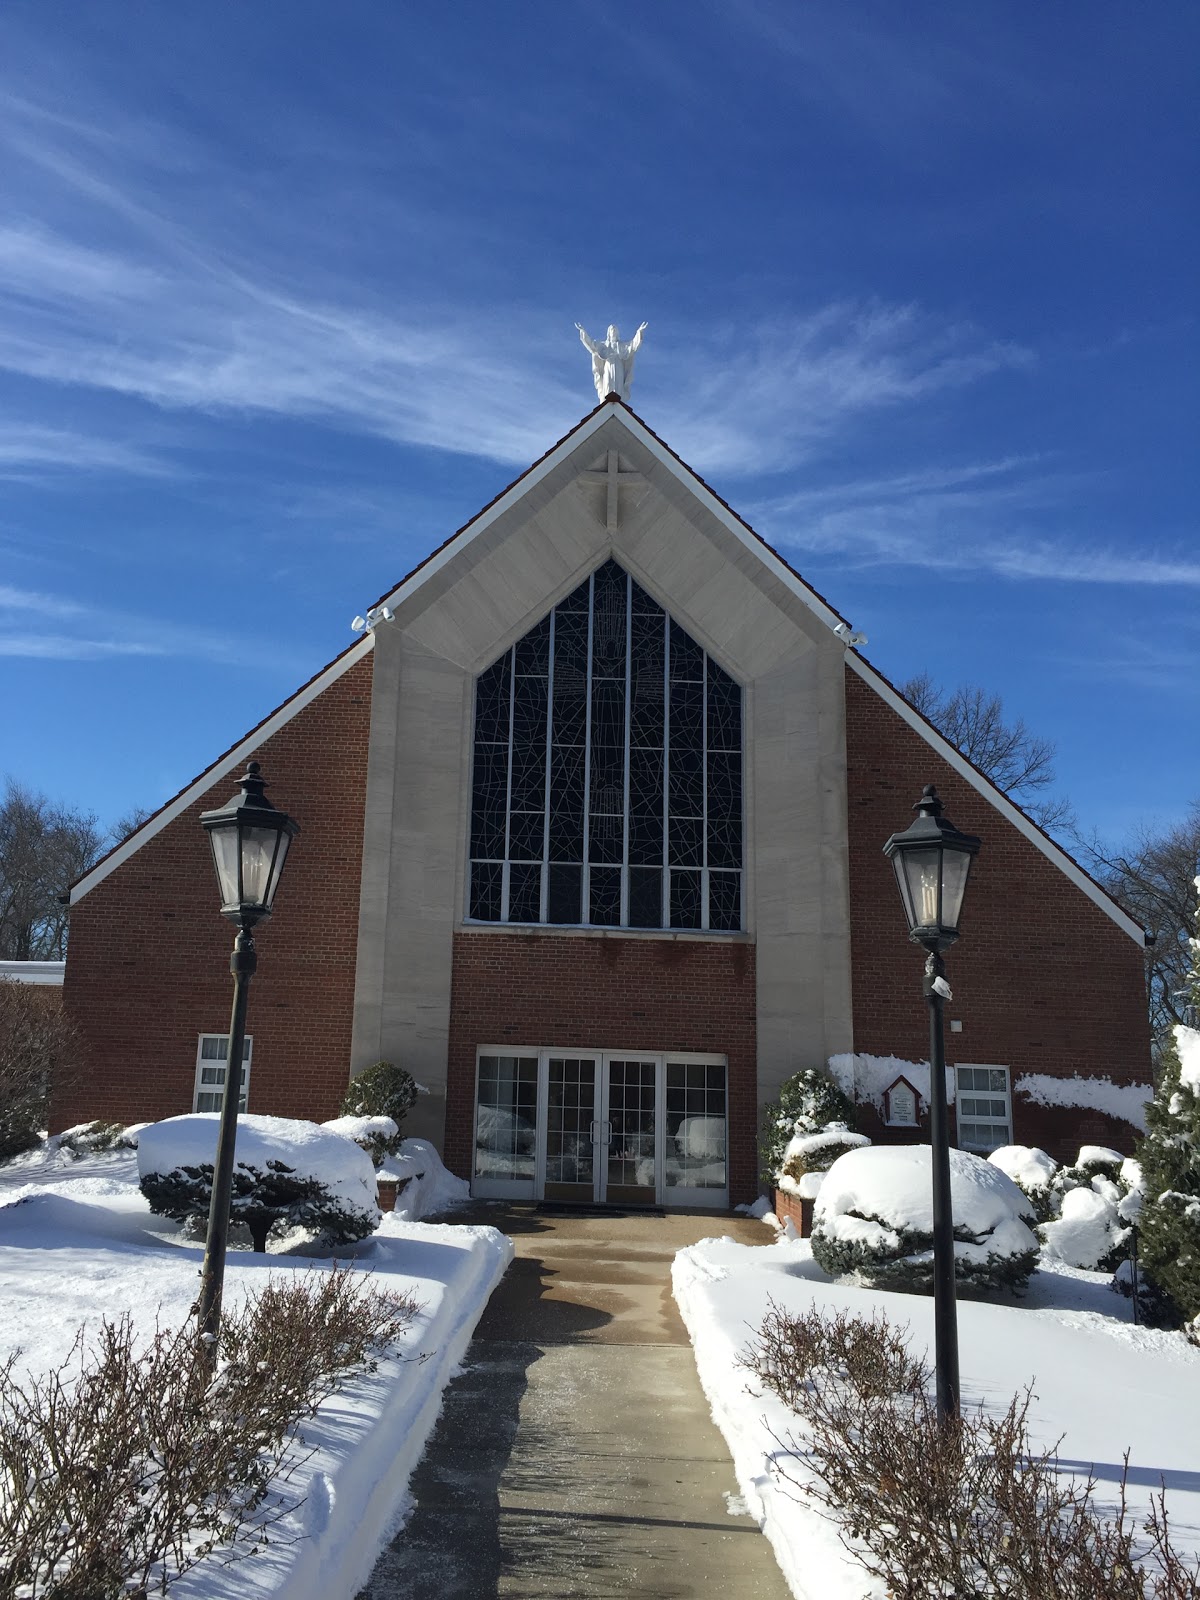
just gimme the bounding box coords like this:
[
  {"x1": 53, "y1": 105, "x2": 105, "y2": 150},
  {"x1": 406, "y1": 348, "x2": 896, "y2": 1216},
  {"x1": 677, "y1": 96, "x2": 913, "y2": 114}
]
[
  {"x1": 1131, "y1": 875, "x2": 1200, "y2": 1328},
  {"x1": 141, "y1": 1159, "x2": 378, "y2": 1253},
  {"x1": 340, "y1": 1061, "x2": 418, "y2": 1150},
  {"x1": 760, "y1": 1066, "x2": 857, "y2": 1186},
  {"x1": 810, "y1": 1145, "x2": 1040, "y2": 1297}
]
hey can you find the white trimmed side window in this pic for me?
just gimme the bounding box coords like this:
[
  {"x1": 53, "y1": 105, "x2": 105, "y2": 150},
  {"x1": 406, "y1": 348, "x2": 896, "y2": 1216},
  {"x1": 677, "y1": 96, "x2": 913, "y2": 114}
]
[
  {"x1": 194, "y1": 1034, "x2": 253, "y2": 1114},
  {"x1": 955, "y1": 1065, "x2": 1011, "y2": 1152}
]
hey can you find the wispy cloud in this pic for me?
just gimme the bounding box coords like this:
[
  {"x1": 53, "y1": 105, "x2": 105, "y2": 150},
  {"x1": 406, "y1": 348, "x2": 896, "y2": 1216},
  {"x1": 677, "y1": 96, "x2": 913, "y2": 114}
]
[
  {"x1": 0, "y1": 87, "x2": 1028, "y2": 476},
  {"x1": 753, "y1": 459, "x2": 1200, "y2": 587},
  {"x1": 0, "y1": 581, "x2": 305, "y2": 668},
  {"x1": 0, "y1": 420, "x2": 170, "y2": 478}
]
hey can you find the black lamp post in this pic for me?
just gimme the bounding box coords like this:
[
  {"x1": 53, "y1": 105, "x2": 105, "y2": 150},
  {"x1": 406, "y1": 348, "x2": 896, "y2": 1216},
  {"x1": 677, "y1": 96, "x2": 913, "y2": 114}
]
[
  {"x1": 195, "y1": 761, "x2": 298, "y2": 1352},
  {"x1": 883, "y1": 783, "x2": 980, "y2": 1426}
]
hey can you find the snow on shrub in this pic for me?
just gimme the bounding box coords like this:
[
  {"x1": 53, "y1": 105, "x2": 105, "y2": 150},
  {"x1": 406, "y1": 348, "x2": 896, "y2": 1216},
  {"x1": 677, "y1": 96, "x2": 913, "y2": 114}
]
[
  {"x1": 987, "y1": 1144, "x2": 1059, "y2": 1224},
  {"x1": 759, "y1": 1067, "x2": 857, "y2": 1187},
  {"x1": 1136, "y1": 1015, "x2": 1200, "y2": 1325},
  {"x1": 810, "y1": 1144, "x2": 1040, "y2": 1296},
  {"x1": 138, "y1": 1114, "x2": 380, "y2": 1252},
  {"x1": 322, "y1": 1114, "x2": 400, "y2": 1169},
  {"x1": 381, "y1": 1137, "x2": 470, "y2": 1220},
  {"x1": 1041, "y1": 1184, "x2": 1131, "y2": 1273},
  {"x1": 778, "y1": 1127, "x2": 871, "y2": 1201},
  {"x1": 1033, "y1": 1143, "x2": 1137, "y2": 1272}
]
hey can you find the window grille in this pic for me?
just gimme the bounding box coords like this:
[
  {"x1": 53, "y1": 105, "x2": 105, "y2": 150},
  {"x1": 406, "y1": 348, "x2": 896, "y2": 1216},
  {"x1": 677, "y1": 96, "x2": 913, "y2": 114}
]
[
  {"x1": 193, "y1": 1034, "x2": 252, "y2": 1114},
  {"x1": 468, "y1": 558, "x2": 743, "y2": 931},
  {"x1": 955, "y1": 1065, "x2": 1011, "y2": 1152}
]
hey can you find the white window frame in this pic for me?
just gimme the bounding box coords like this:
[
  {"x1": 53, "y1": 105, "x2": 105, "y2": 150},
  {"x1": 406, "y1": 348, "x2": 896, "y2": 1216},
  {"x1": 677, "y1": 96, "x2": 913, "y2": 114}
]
[
  {"x1": 193, "y1": 1033, "x2": 253, "y2": 1114},
  {"x1": 954, "y1": 1064, "x2": 1011, "y2": 1153}
]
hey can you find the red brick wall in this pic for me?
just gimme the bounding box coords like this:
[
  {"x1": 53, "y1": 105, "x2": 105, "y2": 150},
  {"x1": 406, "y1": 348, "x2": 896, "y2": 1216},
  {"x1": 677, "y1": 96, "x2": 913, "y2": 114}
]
[
  {"x1": 57, "y1": 655, "x2": 373, "y2": 1131},
  {"x1": 445, "y1": 930, "x2": 759, "y2": 1204},
  {"x1": 845, "y1": 668, "x2": 1152, "y2": 1163}
]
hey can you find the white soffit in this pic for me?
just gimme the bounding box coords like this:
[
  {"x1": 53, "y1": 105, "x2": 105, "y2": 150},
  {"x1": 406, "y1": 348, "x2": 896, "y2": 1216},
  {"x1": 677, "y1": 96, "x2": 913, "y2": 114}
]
[
  {"x1": 847, "y1": 652, "x2": 1145, "y2": 946},
  {"x1": 70, "y1": 634, "x2": 376, "y2": 905}
]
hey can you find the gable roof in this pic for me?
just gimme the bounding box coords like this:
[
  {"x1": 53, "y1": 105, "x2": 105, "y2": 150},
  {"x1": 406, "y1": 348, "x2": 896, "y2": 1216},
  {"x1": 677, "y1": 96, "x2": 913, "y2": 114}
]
[{"x1": 70, "y1": 398, "x2": 1146, "y2": 947}]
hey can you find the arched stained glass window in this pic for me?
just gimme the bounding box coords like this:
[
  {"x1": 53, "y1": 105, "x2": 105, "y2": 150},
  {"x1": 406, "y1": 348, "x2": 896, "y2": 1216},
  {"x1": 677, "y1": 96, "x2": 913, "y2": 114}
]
[{"x1": 468, "y1": 558, "x2": 743, "y2": 931}]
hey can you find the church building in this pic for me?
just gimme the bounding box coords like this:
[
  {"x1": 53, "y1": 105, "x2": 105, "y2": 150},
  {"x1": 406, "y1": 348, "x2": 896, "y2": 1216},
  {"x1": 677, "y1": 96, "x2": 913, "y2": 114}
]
[{"x1": 59, "y1": 393, "x2": 1153, "y2": 1207}]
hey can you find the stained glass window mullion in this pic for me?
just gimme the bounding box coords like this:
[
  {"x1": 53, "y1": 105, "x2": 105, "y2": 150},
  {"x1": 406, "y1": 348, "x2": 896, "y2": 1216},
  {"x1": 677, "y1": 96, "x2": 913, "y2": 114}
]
[
  {"x1": 581, "y1": 572, "x2": 594, "y2": 923},
  {"x1": 541, "y1": 608, "x2": 555, "y2": 924},
  {"x1": 701, "y1": 650, "x2": 710, "y2": 931},
  {"x1": 620, "y1": 571, "x2": 632, "y2": 927},
  {"x1": 661, "y1": 605, "x2": 670, "y2": 929},
  {"x1": 501, "y1": 646, "x2": 515, "y2": 923}
]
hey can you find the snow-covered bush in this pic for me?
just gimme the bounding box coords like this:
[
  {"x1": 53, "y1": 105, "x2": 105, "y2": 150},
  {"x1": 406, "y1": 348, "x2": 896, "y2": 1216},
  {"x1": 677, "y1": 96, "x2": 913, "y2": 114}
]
[
  {"x1": 138, "y1": 1115, "x2": 380, "y2": 1252},
  {"x1": 1136, "y1": 880, "x2": 1200, "y2": 1326},
  {"x1": 58, "y1": 1119, "x2": 129, "y2": 1158},
  {"x1": 779, "y1": 1127, "x2": 871, "y2": 1201},
  {"x1": 322, "y1": 1113, "x2": 400, "y2": 1169},
  {"x1": 339, "y1": 1061, "x2": 417, "y2": 1148},
  {"x1": 382, "y1": 1137, "x2": 471, "y2": 1220},
  {"x1": 1039, "y1": 1144, "x2": 1137, "y2": 1272},
  {"x1": 987, "y1": 1144, "x2": 1059, "y2": 1224},
  {"x1": 760, "y1": 1067, "x2": 857, "y2": 1186},
  {"x1": 810, "y1": 1145, "x2": 1040, "y2": 1296}
]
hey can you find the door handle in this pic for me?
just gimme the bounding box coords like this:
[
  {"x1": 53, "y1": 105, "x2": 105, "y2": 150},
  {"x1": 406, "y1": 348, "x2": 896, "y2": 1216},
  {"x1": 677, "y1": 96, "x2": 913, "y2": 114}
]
[{"x1": 590, "y1": 1120, "x2": 613, "y2": 1145}]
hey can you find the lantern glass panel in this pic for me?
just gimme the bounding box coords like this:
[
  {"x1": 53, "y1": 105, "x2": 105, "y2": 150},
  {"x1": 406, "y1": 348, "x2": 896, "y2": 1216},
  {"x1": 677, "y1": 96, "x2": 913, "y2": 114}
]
[
  {"x1": 208, "y1": 826, "x2": 241, "y2": 908},
  {"x1": 904, "y1": 847, "x2": 944, "y2": 929},
  {"x1": 240, "y1": 824, "x2": 282, "y2": 909},
  {"x1": 939, "y1": 848, "x2": 972, "y2": 932},
  {"x1": 266, "y1": 829, "x2": 291, "y2": 906}
]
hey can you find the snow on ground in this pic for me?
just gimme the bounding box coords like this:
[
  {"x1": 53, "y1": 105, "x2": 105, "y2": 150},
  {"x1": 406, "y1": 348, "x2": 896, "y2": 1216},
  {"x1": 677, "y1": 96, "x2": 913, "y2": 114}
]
[
  {"x1": 381, "y1": 1137, "x2": 471, "y2": 1221},
  {"x1": 673, "y1": 1232, "x2": 1200, "y2": 1600},
  {"x1": 0, "y1": 1141, "x2": 511, "y2": 1600}
]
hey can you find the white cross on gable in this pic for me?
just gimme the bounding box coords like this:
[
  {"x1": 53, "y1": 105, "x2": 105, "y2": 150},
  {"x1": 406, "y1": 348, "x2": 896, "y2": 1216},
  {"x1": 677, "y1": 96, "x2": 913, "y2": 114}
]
[{"x1": 577, "y1": 450, "x2": 645, "y2": 532}]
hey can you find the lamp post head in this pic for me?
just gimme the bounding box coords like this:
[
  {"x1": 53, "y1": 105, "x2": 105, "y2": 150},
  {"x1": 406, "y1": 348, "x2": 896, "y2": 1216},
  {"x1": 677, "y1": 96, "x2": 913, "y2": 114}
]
[
  {"x1": 883, "y1": 784, "x2": 981, "y2": 952},
  {"x1": 199, "y1": 761, "x2": 299, "y2": 928}
]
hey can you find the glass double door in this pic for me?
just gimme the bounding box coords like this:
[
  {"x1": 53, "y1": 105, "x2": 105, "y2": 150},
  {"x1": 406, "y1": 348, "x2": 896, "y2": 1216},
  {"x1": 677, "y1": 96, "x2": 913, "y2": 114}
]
[{"x1": 543, "y1": 1055, "x2": 658, "y2": 1207}]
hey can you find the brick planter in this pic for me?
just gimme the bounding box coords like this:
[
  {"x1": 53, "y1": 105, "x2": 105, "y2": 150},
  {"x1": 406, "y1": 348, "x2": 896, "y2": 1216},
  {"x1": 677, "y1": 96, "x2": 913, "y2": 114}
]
[{"x1": 773, "y1": 1188, "x2": 814, "y2": 1236}]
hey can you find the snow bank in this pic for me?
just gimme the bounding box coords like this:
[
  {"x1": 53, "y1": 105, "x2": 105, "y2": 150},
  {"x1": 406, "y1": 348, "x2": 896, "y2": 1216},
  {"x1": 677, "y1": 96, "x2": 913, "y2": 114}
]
[
  {"x1": 138, "y1": 1114, "x2": 379, "y2": 1219},
  {"x1": 380, "y1": 1138, "x2": 470, "y2": 1221},
  {"x1": 1015, "y1": 1073, "x2": 1150, "y2": 1131},
  {"x1": 0, "y1": 1143, "x2": 513, "y2": 1600},
  {"x1": 828, "y1": 1051, "x2": 953, "y2": 1111},
  {"x1": 673, "y1": 1233, "x2": 1200, "y2": 1600},
  {"x1": 1176, "y1": 1024, "x2": 1200, "y2": 1095},
  {"x1": 988, "y1": 1144, "x2": 1057, "y2": 1194}
]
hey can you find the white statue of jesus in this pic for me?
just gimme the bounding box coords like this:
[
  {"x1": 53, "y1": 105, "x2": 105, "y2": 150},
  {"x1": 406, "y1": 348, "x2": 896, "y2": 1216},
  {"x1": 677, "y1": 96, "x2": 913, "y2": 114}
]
[{"x1": 575, "y1": 321, "x2": 648, "y2": 402}]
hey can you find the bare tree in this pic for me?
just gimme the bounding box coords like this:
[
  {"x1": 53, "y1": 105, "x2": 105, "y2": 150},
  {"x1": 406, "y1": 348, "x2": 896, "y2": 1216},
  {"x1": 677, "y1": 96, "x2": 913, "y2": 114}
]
[
  {"x1": 0, "y1": 780, "x2": 104, "y2": 960},
  {"x1": 900, "y1": 673, "x2": 1074, "y2": 831},
  {"x1": 1075, "y1": 803, "x2": 1200, "y2": 1057},
  {"x1": 0, "y1": 979, "x2": 83, "y2": 1157}
]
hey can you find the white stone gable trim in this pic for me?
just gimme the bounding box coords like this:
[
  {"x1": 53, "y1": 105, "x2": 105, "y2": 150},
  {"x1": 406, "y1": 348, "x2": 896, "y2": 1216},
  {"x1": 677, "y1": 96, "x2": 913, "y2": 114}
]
[
  {"x1": 375, "y1": 401, "x2": 848, "y2": 633},
  {"x1": 846, "y1": 652, "x2": 1144, "y2": 946},
  {"x1": 69, "y1": 635, "x2": 376, "y2": 906}
]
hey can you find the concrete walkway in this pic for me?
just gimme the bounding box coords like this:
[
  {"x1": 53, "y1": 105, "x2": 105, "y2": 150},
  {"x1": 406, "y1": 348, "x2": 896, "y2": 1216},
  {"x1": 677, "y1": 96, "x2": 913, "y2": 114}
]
[{"x1": 359, "y1": 1206, "x2": 790, "y2": 1600}]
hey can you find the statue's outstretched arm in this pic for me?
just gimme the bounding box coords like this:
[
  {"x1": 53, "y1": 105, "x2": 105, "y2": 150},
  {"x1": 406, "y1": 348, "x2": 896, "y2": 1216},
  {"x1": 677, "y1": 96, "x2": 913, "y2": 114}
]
[
  {"x1": 628, "y1": 321, "x2": 648, "y2": 353},
  {"x1": 576, "y1": 322, "x2": 600, "y2": 356}
]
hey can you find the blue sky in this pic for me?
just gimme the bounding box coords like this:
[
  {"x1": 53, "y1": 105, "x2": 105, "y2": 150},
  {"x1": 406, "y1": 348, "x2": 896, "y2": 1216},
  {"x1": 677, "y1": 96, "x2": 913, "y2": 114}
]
[{"x1": 1, "y1": 2, "x2": 1196, "y2": 846}]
